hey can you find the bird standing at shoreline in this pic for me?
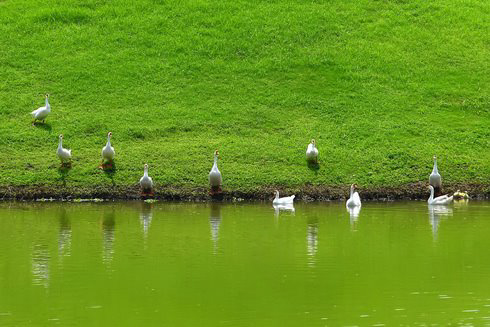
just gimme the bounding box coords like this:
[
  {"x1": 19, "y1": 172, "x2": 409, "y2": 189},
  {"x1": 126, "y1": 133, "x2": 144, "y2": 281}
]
[
  {"x1": 429, "y1": 155, "x2": 442, "y2": 195},
  {"x1": 209, "y1": 150, "x2": 222, "y2": 195},
  {"x1": 140, "y1": 164, "x2": 154, "y2": 196}
]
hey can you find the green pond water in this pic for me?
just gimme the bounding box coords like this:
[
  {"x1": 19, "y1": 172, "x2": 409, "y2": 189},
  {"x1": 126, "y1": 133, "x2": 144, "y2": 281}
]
[{"x1": 0, "y1": 200, "x2": 490, "y2": 326}]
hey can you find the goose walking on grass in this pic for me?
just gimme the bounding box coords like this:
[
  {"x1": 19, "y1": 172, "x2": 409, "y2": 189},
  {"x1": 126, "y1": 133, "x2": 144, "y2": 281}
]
[
  {"x1": 272, "y1": 190, "x2": 295, "y2": 205},
  {"x1": 139, "y1": 164, "x2": 154, "y2": 196},
  {"x1": 429, "y1": 155, "x2": 442, "y2": 194},
  {"x1": 101, "y1": 132, "x2": 115, "y2": 169},
  {"x1": 346, "y1": 184, "x2": 361, "y2": 208},
  {"x1": 306, "y1": 139, "x2": 318, "y2": 163},
  {"x1": 428, "y1": 185, "x2": 453, "y2": 205},
  {"x1": 56, "y1": 134, "x2": 72, "y2": 166},
  {"x1": 31, "y1": 94, "x2": 50, "y2": 124},
  {"x1": 209, "y1": 150, "x2": 222, "y2": 194}
]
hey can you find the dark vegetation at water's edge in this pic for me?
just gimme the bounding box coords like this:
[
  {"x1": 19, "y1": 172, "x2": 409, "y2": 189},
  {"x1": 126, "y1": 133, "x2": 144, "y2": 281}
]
[{"x1": 1, "y1": 183, "x2": 489, "y2": 201}]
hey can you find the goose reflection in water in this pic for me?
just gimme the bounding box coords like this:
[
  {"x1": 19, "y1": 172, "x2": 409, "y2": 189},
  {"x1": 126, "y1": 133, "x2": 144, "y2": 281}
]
[
  {"x1": 347, "y1": 205, "x2": 361, "y2": 229},
  {"x1": 32, "y1": 244, "x2": 50, "y2": 288},
  {"x1": 428, "y1": 204, "x2": 453, "y2": 241},
  {"x1": 58, "y1": 208, "x2": 72, "y2": 259},
  {"x1": 139, "y1": 202, "x2": 153, "y2": 240},
  {"x1": 209, "y1": 203, "x2": 222, "y2": 253},
  {"x1": 273, "y1": 203, "x2": 295, "y2": 218},
  {"x1": 102, "y1": 210, "x2": 116, "y2": 264},
  {"x1": 306, "y1": 217, "x2": 318, "y2": 267}
]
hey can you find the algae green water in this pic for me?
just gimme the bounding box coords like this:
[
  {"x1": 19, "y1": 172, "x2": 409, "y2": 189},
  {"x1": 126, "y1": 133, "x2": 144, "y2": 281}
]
[{"x1": 0, "y1": 201, "x2": 490, "y2": 326}]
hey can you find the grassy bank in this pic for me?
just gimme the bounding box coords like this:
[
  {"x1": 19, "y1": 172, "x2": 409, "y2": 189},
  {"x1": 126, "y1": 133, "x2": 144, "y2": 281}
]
[{"x1": 0, "y1": 0, "x2": 489, "y2": 199}]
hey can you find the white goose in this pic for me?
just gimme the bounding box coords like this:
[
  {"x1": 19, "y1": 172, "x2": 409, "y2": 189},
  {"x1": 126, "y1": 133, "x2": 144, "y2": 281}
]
[
  {"x1": 429, "y1": 155, "x2": 442, "y2": 191},
  {"x1": 272, "y1": 190, "x2": 295, "y2": 205},
  {"x1": 139, "y1": 164, "x2": 154, "y2": 193},
  {"x1": 57, "y1": 134, "x2": 72, "y2": 165},
  {"x1": 209, "y1": 150, "x2": 222, "y2": 192},
  {"x1": 428, "y1": 185, "x2": 453, "y2": 205},
  {"x1": 31, "y1": 94, "x2": 51, "y2": 124},
  {"x1": 306, "y1": 139, "x2": 318, "y2": 163},
  {"x1": 101, "y1": 132, "x2": 115, "y2": 163},
  {"x1": 346, "y1": 184, "x2": 361, "y2": 208}
]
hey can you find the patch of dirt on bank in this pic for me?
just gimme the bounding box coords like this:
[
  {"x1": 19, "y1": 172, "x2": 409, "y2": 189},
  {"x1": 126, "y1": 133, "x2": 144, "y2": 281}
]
[{"x1": 0, "y1": 182, "x2": 488, "y2": 201}]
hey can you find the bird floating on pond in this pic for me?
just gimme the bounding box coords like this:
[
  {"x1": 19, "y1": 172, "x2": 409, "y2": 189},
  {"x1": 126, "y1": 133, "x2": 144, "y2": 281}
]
[
  {"x1": 428, "y1": 185, "x2": 453, "y2": 205},
  {"x1": 31, "y1": 94, "x2": 50, "y2": 125},
  {"x1": 272, "y1": 190, "x2": 295, "y2": 205},
  {"x1": 453, "y1": 190, "x2": 469, "y2": 200},
  {"x1": 346, "y1": 184, "x2": 361, "y2": 208}
]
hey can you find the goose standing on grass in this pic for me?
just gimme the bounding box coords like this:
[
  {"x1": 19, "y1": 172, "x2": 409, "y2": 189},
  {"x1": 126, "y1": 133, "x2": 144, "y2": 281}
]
[
  {"x1": 56, "y1": 134, "x2": 72, "y2": 166},
  {"x1": 101, "y1": 132, "x2": 115, "y2": 165},
  {"x1": 306, "y1": 139, "x2": 318, "y2": 163},
  {"x1": 428, "y1": 185, "x2": 453, "y2": 205},
  {"x1": 209, "y1": 150, "x2": 222, "y2": 194},
  {"x1": 139, "y1": 164, "x2": 154, "y2": 195},
  {"x1": 429, "y1": 155, "x2": 442, "y2": 194},
  {"x1": 31, "y1": 94, "x2": 50, "y2": 124},
  {"x1": 346, "y1": 184, "x2": 361, "y2": 208},
  {"x1": 272, "y1": 190, "x2": 295, "y2": 205}
]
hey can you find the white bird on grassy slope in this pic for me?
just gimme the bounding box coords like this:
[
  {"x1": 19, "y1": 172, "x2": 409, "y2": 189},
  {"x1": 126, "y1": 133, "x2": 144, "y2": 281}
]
[
  {"x1": 428, "y1": 185, "x2": 453, "y2": 205},
  {"x1": 101, "y1": 132, "x2": 115, "y2": 162},
  {"x1": 139, "y1": 164, "x2": 153, "y2": 193},
  {"x1": 31, "y1": 94, "x2": 51, "y2": 124},
  {"x1": 346, "y1": 184, "x2": 361, "y2": 208},
  {"x1": 429, "y1": 155, "x2": 442, "y2": 191},
  {"x1": 306, "y1": 139, "x2": 318, "y2": 163},
  {"x1": 209, "y1": 150, "x2": 222, "y2": 192},
  {"x1": 56, "y1": 134, "x2": 72, "y2": 165},
  {"x1": 273, "y1": 190, "x2": 295, "y2": 205}
]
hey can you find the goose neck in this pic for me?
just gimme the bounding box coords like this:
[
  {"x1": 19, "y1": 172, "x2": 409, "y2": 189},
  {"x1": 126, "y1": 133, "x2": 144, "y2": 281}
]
[
  {"x1": 432, "y1": 158, "x2": 438, "y2": 174},
  {"x1": 429, "y1": 187, "x2": 434, "y2": 202}
]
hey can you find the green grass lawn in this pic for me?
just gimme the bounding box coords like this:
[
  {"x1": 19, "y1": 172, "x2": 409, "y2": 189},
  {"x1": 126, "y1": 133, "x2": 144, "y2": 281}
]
[{"x1": 0, "y1": 0, "x2": 488, "y2": 197}]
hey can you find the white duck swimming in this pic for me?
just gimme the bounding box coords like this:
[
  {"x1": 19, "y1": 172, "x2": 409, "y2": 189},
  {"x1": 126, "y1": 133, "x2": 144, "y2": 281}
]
[
  {"x1": 429, "y1": 155, "x2": 442, "y2": 192},
  {"x1": 31, "y1": 94, "x2": 50, "y2": 124},
  {"x1": 209, "y1": 150, "x2": 222, "y2": 193},
  {"x1": 428, "y1": 185, "x2": 453, "y2": 205},
  {"x1": 272, "y1": 190, "x2": 295, "y2": 205},
  {"x1": 139, "y1": 164, "x2": 154, "y2": 194},
  {"x1": 346, "y1": 184, "x2": 361, "y2": 208},
  {"x1": 101, "y1": 132, "x2": 115, "y2": 163},
  {"x1": 306, "y1": 139, "x2": 319, "y2": 163},
  {"x1": 56, "y1": 134, "x2": 72, "y2": 165}
]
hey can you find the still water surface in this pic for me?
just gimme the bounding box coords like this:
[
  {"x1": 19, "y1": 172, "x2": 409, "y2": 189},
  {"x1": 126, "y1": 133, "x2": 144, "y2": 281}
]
[{"x1": 0, "y1": 201, "x2": 490, "y2": 326}]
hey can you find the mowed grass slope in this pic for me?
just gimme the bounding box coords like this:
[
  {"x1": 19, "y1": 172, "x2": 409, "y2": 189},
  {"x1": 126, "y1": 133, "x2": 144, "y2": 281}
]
[{"x1": 0, "y1": 0, "x2": 488, "y2": 194}]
